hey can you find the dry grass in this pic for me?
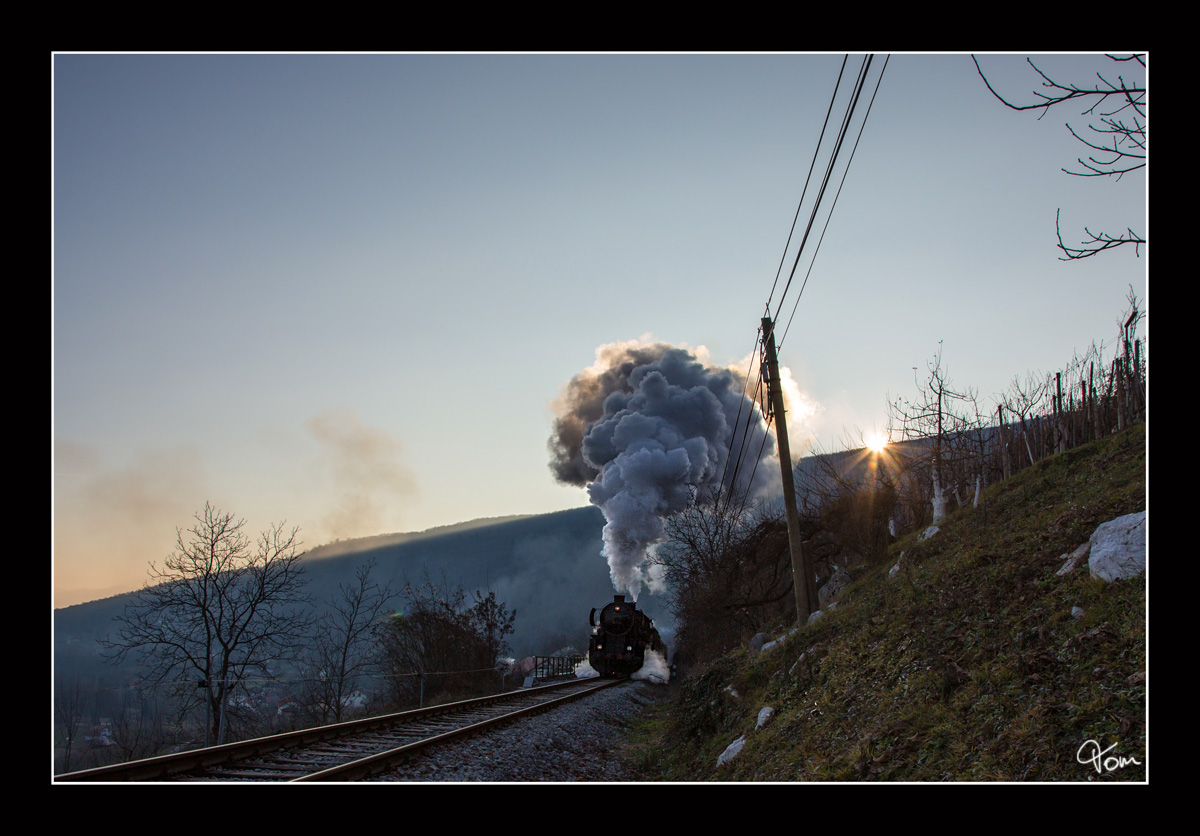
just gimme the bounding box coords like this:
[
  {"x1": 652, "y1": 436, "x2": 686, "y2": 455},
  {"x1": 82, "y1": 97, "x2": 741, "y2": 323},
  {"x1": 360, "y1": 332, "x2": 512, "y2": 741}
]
[{"x1": 624, "y1": 423, "x2": 1146, "y2": 782}]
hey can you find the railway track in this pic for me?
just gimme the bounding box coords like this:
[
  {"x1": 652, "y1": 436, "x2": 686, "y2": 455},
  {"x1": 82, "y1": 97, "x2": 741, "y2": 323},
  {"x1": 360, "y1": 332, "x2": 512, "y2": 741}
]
[{"x1": 55, "y1": 677, "x2": 622, "y2": 782}]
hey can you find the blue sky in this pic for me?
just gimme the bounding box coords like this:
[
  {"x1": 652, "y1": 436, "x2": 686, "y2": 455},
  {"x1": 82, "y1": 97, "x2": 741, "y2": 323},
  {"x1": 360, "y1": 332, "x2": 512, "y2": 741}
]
[{"x1": 52, "y1": 53, "x2": 1147, "y2": 606}]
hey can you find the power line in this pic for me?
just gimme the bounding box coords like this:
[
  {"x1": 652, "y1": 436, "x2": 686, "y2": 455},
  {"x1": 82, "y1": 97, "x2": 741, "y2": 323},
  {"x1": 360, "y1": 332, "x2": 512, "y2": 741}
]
[
  {"x1": 764, "y1": 55, "x2": 850, "y2": 316},
  {"x1": 724, "y1": 55, "x2": 889, "y2": 516},
  {"x1": 717, "y1": 330, "x2": 762, "y2": 510},
  {"x1": 721, "y1": 359, "x2": 769, "y2": 518},
  {"x1": 724, "y1": 55, "x2": 884, "y2": 513},
  {"x1": 779, "y1": 54, "x2": 890, "y2": 352},
  {"x1": 772, "y1": 54, "x2": 877, "y2": 324}
]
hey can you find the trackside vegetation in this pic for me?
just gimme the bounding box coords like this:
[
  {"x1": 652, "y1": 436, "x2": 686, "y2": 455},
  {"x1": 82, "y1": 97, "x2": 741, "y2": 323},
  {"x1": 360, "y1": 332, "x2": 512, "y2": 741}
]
[{"x1": 623, "y1": 422, "x2": 1146, "y2": 781}]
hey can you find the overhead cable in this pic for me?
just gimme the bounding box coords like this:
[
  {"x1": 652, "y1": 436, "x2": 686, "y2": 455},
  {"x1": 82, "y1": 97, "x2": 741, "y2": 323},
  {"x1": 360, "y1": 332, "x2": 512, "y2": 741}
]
[
  {"x1": 764, "y1": 55, "x2": 850, "y2": 316},
  {"x1": 772, "y1": 54, "x2": 875, "y2": 324},
  {"x1": 779, "y1": 54, "x2": 890, "y2": 351}
]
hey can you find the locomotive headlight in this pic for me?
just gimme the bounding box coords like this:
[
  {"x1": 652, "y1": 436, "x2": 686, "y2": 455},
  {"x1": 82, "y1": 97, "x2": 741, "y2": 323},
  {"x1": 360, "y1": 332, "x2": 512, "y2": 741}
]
[{"x1": 626, "y1": 645, "x2": 633, "y2": 651}]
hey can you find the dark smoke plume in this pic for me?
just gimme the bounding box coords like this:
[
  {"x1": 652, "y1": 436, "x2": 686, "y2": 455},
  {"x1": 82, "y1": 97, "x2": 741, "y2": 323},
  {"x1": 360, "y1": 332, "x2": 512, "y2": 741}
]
[{"x1": 549, "y1": 340, "x2": 777, "y2": 598}]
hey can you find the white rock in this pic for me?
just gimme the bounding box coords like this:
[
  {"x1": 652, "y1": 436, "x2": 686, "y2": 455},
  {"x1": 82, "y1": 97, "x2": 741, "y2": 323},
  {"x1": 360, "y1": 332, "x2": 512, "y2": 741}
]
[
  {"x1": 919, "y1": 525, "x2": 940, "y2": 541},
  {"x1": 762, "y1": 626, "x2": 799, "y2": 655},
  {"x1": 807, "y1": 609, "x2": 825, "y2": 625},
  {"x1": 756, "y1": 707, "x2": 775, "y2": 729},
  {"x1": 717, "y1": 735, "x2": 746, "y2": 767},
  {"x1": 1056, "y1": 541, "x2": 1092, "y2": 576},
  {"x1": 819, "y1": 567, "x2": 851, "y2": 608},
  {"x1": 1088, "y1": 511, "x2": 1147, "y2": 582}
]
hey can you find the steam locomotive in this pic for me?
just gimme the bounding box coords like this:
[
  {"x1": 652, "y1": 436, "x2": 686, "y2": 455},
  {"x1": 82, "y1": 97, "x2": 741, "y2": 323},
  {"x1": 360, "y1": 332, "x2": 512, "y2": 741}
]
[{"x1": 588, "y1": 594, "x2": 665, "y2": 677}]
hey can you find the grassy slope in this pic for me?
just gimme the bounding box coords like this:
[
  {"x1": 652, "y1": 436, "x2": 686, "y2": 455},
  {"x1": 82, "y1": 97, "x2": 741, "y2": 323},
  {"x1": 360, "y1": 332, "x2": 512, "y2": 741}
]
[{"x1": 626, "y1": 423, "x2": 1147, "y2": 782}]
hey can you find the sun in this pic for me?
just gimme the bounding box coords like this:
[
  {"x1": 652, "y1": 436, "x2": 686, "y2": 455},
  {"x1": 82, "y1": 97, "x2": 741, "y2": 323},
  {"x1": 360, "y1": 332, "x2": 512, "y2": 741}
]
[{"x1": 866, "y1": 432, "x2": 888, "y2": 453}]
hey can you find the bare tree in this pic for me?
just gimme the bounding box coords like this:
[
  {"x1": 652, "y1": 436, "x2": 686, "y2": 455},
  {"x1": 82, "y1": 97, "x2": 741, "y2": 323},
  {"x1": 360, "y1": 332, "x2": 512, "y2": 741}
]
[
  {"x1": 889, "y1": 344, "x2": 976, "y2": 525},
  {"x1": 375, "y1": 576, "x2": 515, "y2": 709},
  {"x1": 105, "y1": 686, "x2": 167, "y2": 764},
  {"x1": 54, "y1": 677, "x2": 89, "y2": 773},
  {"x1": 999, "y1": 371, "x2": 1050, "y2": 467},
  {"x1": 951, "y1": 387, "x2": 1000, "y2": 510},
  {"x1": 300, "y1": 558, "x2": 395, "y2": 725},
  {"x1": 656, "y1": 491, "x2": 796, "y2": 665},
  {"x1": 1116, "y1": 286, "x2": 1147, "y2": 427},
  {"x1": 973, "y1": 54, "x2": 1146, "y2": 260},
  {"x1": 101, "y1": 503, "x2": 313, "y2": 747}
]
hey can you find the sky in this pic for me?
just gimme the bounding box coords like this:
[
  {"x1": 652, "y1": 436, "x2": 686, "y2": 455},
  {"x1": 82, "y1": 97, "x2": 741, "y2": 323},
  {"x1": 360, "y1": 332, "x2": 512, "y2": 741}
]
[{"x1": 52, "y1": 53, "x2": 1148, "y2": 608}]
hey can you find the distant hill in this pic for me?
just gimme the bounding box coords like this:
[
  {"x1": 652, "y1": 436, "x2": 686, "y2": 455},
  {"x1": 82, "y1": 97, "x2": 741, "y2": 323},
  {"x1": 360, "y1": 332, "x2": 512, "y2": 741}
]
[
  {"x1": 56, "y1": 583, "x2": 140, "y2": 606},
  {"x1": 53, "y1": 505, "x2": 676, "y2": 685},
  {"x1": 300, "y1": 514, "x2": 537, "y2": 562},
  {"x1": 293, "y1": 505, "x2": 674, "y2": 655}
]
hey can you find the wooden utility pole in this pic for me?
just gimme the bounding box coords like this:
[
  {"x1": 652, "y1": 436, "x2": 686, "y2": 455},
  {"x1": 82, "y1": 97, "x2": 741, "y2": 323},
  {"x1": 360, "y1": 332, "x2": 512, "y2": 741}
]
[{"x1": 761, "y1": 316, "x2": 816, "y2": 622}]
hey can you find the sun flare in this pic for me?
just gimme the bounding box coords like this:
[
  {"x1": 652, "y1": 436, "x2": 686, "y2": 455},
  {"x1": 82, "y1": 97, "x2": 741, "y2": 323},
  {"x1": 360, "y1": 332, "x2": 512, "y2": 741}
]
[{"x1": 866, "y1": 433, "x2": 887, "y2": 453}]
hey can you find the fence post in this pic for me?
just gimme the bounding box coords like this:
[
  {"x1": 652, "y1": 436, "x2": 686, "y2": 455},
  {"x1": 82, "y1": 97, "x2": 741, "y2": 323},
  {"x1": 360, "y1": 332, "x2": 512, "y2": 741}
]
[
  {"x1": 1089, "y1": 362, "x2": 1098, "y2": 442},
  {"x1": 1055, "y1": 373, "x2": 1064, "y2": 454},
  {"x1": 1115, "y1": 358, "x2": 1125, "y2": 432},
  {"x1": 998, "y1": 405, "x2": 1010, "y2": 480}
]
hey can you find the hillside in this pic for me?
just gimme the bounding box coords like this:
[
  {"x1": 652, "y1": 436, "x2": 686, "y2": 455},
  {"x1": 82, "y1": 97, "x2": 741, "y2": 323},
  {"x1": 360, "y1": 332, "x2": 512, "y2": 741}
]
[
  {"x1": 626, "y1": 422, "x2": 1147, "y2": 782},
  {"x1": 54, "y1": 505, "x2": 676, "y2": 683}
]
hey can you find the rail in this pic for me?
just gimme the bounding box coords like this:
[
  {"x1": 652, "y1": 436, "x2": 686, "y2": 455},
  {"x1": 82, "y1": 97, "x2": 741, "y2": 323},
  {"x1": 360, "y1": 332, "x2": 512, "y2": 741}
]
[{"x1": 54, "y1": 677, "x2": 620, "y2": 782}]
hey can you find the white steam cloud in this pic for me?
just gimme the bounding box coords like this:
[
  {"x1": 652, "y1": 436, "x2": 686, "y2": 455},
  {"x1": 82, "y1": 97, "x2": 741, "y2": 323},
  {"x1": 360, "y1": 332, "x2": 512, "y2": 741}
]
[
  {"x1": 631, "y1": 648, "x2": 671, "y2": 685},
  {"x1": 549, "y1": 339, "x2": 778, "y2": 599}
]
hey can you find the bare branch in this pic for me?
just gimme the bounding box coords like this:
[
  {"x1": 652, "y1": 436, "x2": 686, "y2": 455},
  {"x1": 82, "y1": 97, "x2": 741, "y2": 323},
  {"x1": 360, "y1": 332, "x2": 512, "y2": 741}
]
[
  {"x1": 972, "y1": 55, "x2": 1146, "y2": 119},
  {"x1": 973, "y1": 54, "x2": 1146, "y2": 259},
  {"x1": 1061, "y1": 121, "x2": 1146, "y2": 179},
  {"x1": 1056, "y1": 208, "x2": 1145, "y2": 260}
]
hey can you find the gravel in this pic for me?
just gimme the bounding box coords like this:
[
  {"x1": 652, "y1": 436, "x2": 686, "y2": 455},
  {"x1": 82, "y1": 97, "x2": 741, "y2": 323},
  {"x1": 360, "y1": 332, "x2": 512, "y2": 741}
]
[{"x1": 371, "y1": 679, "x2": 670, "y2": 782}]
